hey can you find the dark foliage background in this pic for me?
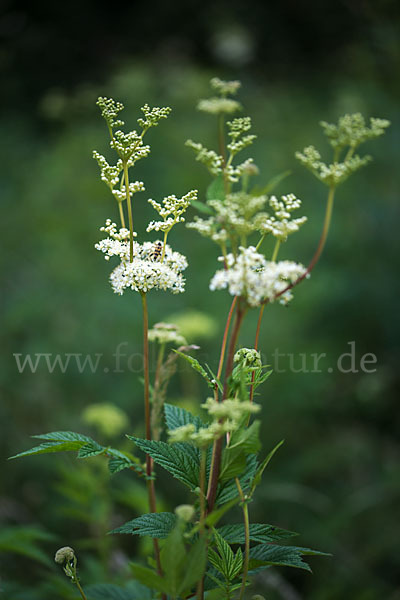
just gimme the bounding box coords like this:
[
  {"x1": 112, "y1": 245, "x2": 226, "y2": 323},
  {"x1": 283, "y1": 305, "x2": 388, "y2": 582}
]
[{"x1": 1, "y1": 1, "x2": 399, "y2": 598}]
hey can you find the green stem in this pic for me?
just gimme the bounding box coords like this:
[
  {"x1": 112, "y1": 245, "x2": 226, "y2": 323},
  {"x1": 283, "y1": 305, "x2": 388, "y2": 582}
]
[
  {"x1": 123, "y1": 161, "x2": 134, "y2": 262},
  {"x1": 140, "y1": 292, "x2": 163, "y2": 577},
  {"x1": 151, "y1": 342, "x2": 166, "y2": 440},
  {"x1": 271, "y1": 239, "x2": 281, "y2": 262},
  {"x1": 255, "y1": 234, "x2": 266, "y2": 252},
  {"x1": 235, "y1": 479, "x2": 249, "y2": 600},
  {"x1": 271, "y1": 184, "x2": 336, "y2": 303},
  {"x1": 75, "y1": 578, "x2": 88, "y2": 600},
  {"x1": 206, "y1": 302, "x2": 246, "y2": 512},
  {"x1": 118, "y1": 201, "x2": 126, "y2": 229},
  {"x1": 196, "y1": 449, "x2": 209, "y2": 600},
  {"x1": 161, "y1": 229, "x2": 169, "y2": 262}
]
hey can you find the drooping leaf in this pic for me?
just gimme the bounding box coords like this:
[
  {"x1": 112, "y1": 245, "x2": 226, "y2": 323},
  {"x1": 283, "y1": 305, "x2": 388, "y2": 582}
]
[
  {"x1": 250, "y1": 440, "x2": 284, "y2": 495},
  {"x1": 173, "y1": 351, "x2": 214, "y2": 388},
  {"x1": 206, "y1": 175, "x2": 225, "y2": 202},
  {"x1": 160, "y1": 522, "x2": 187, "y2": 597},
  {"x1": 178, "y1": 537, "x2": 207, "y2": 595},
  {"x1": 0, "y1": 526, "x2": 55, "y2": 567},
  {"x1": 86, "y1": 582, "x2": 152, "y2": 600},
  {"x1": 110, "y1": 512, "x2": 177, "y2": 539},
  {"x1": 128, "y1": 437, "x2": 199, "y2": 489},
  {"x1": 217, "y1": 523, "x2": 298, "y2": 545},
  {"x1": 191, "y1": 199, "x2": 215, "y2": 214},
  {"x1": 130, "y1": 564, "x2": 168, "y2": 594},
  {"x1": 250, "y1": 170, "x2": 291, "y2": 196}
]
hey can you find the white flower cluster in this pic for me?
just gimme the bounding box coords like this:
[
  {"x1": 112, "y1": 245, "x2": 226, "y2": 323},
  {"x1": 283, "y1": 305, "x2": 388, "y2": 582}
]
[
  {"x1": 210, "y1": 246, "x2": 307, "y2": 306},
  {"x1": 186, "y1": 216, "x2": 229, "y2": 244},
  {"x1": 295, "y1": 146, "x2": 371, "y2": 186},
  {"x1": 96, "y1": 97, "x2": 124, "y2": 129},
  {"x1": 96, "y1": 221, "x2": 188, "y2": 295},
  {"x1": 197, "y1": 97, "x2": 242, "y2": 115},
  {"x1": 147, "y1": 190, "x2": 197, "y2": 233},
  {"x1": 227, "y1": 117, "x2": 257, "y2": 155},
  {"x1": 112, "y1": 181, "x2": 145, "y2": 202},
  {"x1": 168, "y1": 395, "x2": 260, "y2": 447},
  {"x1": 111, "y1": 130, "x2": 151, "y2": 162},
  {"x1": 256, "y1": 194, "x2": 307, "y2": 241},
  {"x1": 185, "y1": 140, "x2": 223, "y2": 176},
  {"x1": 320, "y1": 113, "x2": 390, "y2": 150},
  {"x1": 137, "y1": 104, "x2": 172, "y2": 130},
  {"x1": 210, "y1": 77, "x2": 241, "y2": 96},
  {"x1": 148, "y1": 322, "x2": 187, "y2": 346}
]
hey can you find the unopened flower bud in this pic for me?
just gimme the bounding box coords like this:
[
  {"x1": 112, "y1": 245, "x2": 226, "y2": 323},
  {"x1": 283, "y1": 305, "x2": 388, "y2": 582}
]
[
  {"x1": 175, "y1": 504, "x2": 195, "y2": 522},
  {"x1": 55, "y1": 546, "x2": 75, "y2": 564}
]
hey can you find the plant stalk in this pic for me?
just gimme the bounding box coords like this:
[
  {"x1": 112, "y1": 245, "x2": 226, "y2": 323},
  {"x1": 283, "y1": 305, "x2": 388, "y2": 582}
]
[
  {"x1": 235, "y1": 479, "x2": 250, "y2": 600},
  {"x1": 123, "y1": 161, "x2": 134, "y2": 262},
  {"x1": 206, "y1": 302, "x2": 246, "y2": 512},
  {"x1": 140, "y1": 292, "x2": 163, "y2": 576}
]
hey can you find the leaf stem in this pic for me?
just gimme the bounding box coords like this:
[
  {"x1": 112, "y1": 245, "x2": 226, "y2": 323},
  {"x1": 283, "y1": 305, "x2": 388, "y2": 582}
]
[
  {"x1": 235, "y1": 478, "x2": 250, "y2": 600},
  {"x1": 196, "y1": 450, "x2": 207, "y2": 600},
  {"x1": 140, "y1": 291, "x2": 163, "y2": 576},
  {"x1": 207, "y1": 302, "x2": 246, "y2": 512},
  {"x1": 123, "y1": 161, "x2": 134, "y2": 262},
  {"x1": 271, "y1": 239, "x2": 281, "y2": 262},
  {"x1": 117, "y1": 201, "x2": 126, "y2": 229},
  {"x1": 268, "y1": 184, "x2": 336, "y2": 303}
]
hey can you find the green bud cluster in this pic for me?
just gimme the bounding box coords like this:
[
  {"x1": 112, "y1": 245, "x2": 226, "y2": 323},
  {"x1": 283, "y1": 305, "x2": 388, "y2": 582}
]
[{"x1": 296, "y1": 113, "x2": 390, "y2": 187}]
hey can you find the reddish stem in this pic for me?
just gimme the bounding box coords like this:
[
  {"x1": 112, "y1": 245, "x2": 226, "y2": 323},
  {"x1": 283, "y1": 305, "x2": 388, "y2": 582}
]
[{"x1": 206, "y1": 303, "x2": 246, "y2": 513}]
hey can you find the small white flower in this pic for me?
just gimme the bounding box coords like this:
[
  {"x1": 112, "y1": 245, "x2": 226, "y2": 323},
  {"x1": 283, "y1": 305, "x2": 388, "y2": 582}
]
[{"x1": 210, "y1": 246, "x2": 307, "y2": 307}]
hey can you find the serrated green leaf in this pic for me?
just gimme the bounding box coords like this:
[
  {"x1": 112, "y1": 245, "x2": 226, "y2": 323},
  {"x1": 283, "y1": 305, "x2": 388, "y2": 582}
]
[
  {"x1": 220, "y1": 446, "x2": 247, "y2": 481},
  {"x1": 130, "y1": 564, "x2": 168, "y2": 594},
  {"x1": 228, "y1": 421, "x2": 261, "y2": 454},
  {"x1": 110, "y1": 512, "x2": 177, "y2": 539},
  {"x1": 212, "y1": 529, "x2": 236, "y2": 580},
  {"x1": 173, "y1": 351, "x2": 214, "y2": 388},
  {"x1": 9, "y1": 431, "x2": 101, "y2": 460},
  {"x1": 216, "y1": 454, "x2": 258, "y2": 504},
  {"x1": 231, "y1": 548, "x2": 243, "y2": 579},
  {"x1": 206, "y1": 175, "x2": 225, "y2": 201},
  {"x1": 9, "y1": 441, "x2": 85, "y2": 459},
  {"x1": 250, "y1": 440, "x2": 284, "y2": 495},
  {"x1": 106, "y1": 448, "x2": 146, "y2": 476},
  {"x1": 128, "y1": 437, "x2": 199, "y2": 489},
  {"x1": 249, "y1": 544, "x2": 330, "y2": 574},
  {"x1": 217, "y1": 523, "x2": 298, "y2": 544},
  {"x1": 77, "y1": 441, "x2": 105, "y2": 458},
  {"x1": 164, "y1": 403, "x2": 205, "y2": 431}
]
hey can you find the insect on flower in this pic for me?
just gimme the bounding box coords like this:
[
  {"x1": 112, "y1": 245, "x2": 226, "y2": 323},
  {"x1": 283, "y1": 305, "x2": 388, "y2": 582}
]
[{"x1": 149, "y1": 241, "x2": 163, "y2": 261}]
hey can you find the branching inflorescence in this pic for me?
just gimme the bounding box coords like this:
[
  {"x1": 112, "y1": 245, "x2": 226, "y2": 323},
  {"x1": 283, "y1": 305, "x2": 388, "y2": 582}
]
[{"x1": 11, "y1": 81, "x2": 389, "y2": 600}]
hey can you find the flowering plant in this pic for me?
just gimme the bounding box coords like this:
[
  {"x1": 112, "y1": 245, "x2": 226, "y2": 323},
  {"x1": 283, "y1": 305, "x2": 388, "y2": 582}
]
[{"x1": 11, "y1": 79, "x2": 389, "y2": 599}]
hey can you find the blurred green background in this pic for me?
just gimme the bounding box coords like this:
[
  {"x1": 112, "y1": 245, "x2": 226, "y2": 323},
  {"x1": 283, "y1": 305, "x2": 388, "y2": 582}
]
[{"x1": 1, "y1": 1, "x2": 399, "y2": 598}]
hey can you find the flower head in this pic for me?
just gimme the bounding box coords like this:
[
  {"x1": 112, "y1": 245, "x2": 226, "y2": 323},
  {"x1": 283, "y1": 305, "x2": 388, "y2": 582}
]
[{"x1": 210, "y1": 246, "x2": 307, "y2": 307}]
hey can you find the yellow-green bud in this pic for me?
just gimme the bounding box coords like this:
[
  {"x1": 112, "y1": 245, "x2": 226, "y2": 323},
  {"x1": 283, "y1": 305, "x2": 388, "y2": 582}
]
[
  {"x1": 54, "y1": 546, "x2": 75, "y2": 564},
  {"x1": 175, "y1": 504, "x2": 196, "y2": 522}
]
